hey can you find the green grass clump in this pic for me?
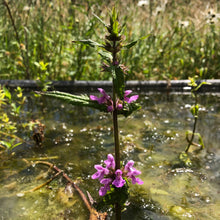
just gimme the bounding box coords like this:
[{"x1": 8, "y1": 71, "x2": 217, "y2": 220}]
[{"x1": 0, "y1": 0, "x2": 220, "y2": 80}]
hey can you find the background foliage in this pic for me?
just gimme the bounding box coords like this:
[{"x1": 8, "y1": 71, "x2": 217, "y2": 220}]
[{"x1": 0, "y1": 0, "x2": 220, "y2": 80}]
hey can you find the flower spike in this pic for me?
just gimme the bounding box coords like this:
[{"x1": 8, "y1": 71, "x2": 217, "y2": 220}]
[{"x1": 92, "y1": 155, "x2": 143, "y2": 197}]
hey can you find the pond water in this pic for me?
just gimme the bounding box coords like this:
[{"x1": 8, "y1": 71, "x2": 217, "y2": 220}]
[{"x1": 0, "y1": 92, "x2": 219, "y2": 220}]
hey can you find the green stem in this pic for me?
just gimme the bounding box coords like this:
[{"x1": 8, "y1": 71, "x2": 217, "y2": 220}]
[
  {"x1": 112, "y1": 76, "x2": 121, "y2": 220},
  {"x1": 185, "y1": 116, "x2": 198, "y2": 153},
  {"x1": 112, "y1": 35, "x2": 121, "y2": 220},
  {"x1": 115, "y1": 203, "x2": 121, "y2": 220},
  {"x1": 113, "y1": 92, "x2": 120, "y2": 170},
  {"x1": 185, "y1": 93, "x2": 198, "y2": 153},
  {"x1": 112, "y1": 38, "x2": 120, "y2": 170}
]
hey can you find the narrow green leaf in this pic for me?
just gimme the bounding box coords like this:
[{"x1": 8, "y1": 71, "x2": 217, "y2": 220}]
[
  {"x1": 123, "y1": 35, "x2": 150, "y2": 49},
  {"x1": 98, "y1": 50, "x2": 113, "y2": 63},
  {"x1": 0, "y1": 141, "x2": 11, "y2": 149},
  {"x1": 37, "y1": 91, "x2": 139, "y2": 117},
  {"x1": 11, "y1": 142, "x2": 22, "y2": 150},
  {"x1": 37, "y1": 91, "x2": 108, "y2": 112},
  {"x1": 195, "y1": 133, "x2": 205, "y2": 149},
  {"x1": 185, "y1": 130, "x2": 192, "y2": 143},
  {"x1": 123, "y1": 40, "x2": 138, "y2": 49},
  {"x1": 111, "y1": 65, "x2": 125, "y2": 100},
  {"x1": 92, "y1": 13, "x2": 108, "y2": 27},
  {"x1": 120, "y1": 102, "x2": 141, "y2": 117},
  {"x1": 3, "y1": 87, "x2": 11, "y2": 100},
  {"x1": 113, "y1": 20, "x2": 119, "y2": 35},
  {"x1": 195, "y1": 81, "x2": 211, "y2": 91}
]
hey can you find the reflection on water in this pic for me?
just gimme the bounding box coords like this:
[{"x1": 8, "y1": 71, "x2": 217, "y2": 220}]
[{"x1": 0, "y1": 93, "x2": 219, "y2": 219}]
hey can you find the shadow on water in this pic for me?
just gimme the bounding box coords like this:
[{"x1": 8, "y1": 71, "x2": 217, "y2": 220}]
[{"x1": 0, "y1": 93, "x2": 219, "y2": 219}]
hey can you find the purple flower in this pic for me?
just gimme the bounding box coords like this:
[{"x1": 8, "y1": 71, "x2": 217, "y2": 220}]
[
  {"x1": 99, "y1": 178, "x2": 112, "y2": 196},
  {"x1": 92, "y1": 155, "x2": 143, "y2": 198},
  {"x1": 124, "y1": 160, "x2": 143, "y2": 185},
  {"x1": 90, "y1": 88, "x2": 111, "y2": 104},
  {"x1": 92, "y1": 165, "x2": 109, "y2": 181},
  {"x1": 90, "y1": 89, "x2": 139, "y2": 113},
  {"x1": 130, "y1": 176, "x2": 143, "y2": 185},
  {"x1": 112, "y1": 169, "x2": 126, "y2": 188},
  {"x1": 107, "y1": 100, "x2": 124, "y2": 112},
  {"x1": 104, "y1": 154, "x2": 115, "y2": 169},
  {"x1": 124, "y1": 90, "x2": 139, "y2": 103},
  {"x1": 107, "y1": 99, "x2": 114, "y2": 112},
  {"x1": 90, "y1": 88, "x2": 115, "y2": 112},
  {"x1": 90, "y1": 88, "x2": 139, "y2": 113},
  {"x1": 116, "y1": 100, "x2": 123, "y2": 110}
]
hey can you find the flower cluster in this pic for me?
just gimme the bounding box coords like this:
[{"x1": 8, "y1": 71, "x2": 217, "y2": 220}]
[
  {"x1": 90, "y1": 88, "x2": 139, "y2": 112},
  {"x1": 92, "y1": 154, "x2": 143, "y2": 196}
]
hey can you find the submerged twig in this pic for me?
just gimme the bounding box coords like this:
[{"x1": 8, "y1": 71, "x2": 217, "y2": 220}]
[
  {"x1": 31, "y1": 161, "x2": 107, "y2": 220},
  {"x1": 26, "y1": 170, "x2": 62, "y2": 193}
]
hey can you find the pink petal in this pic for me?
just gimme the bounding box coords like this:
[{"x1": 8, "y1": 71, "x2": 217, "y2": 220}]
[
  {"x1": 91, "y1": 172, "x2": 100, "y2": 179},
  {"x1": 117, "y1": 103, "x2": 123, "y2": 110},
  {"x1": 107, "y1": 105, "x2": 113, "y2": 112},
  {"x1": 100, "y1": 178, "x2": 112, "y2": 185},
  {"x1": 98, "y1": 88, "x2": 108, "y2": 98},
  {"x1": 131, "y1": 176, "x2": 143, "y2": 185},
  {"x1": 90, "y1": 95, "x2": 99, "y2": 101},
  {"x1": 112, "y1": 169, "x2": 126, "y2": 188},
  {"x1": 127, "y1": 95, "x2": 139, "y2": 103},
  {"x1": 124, "y1": 160, "x2": 134, "y2": 172},
  {"x1": 124, "y1": 90, "x2": 132, "y2": 96},
  {"x1": 104, "y1": 154, "x2": 115, "y2": 169},
  {"x1": 99, "y1": 186, "x2": 107, "y2": 196}
]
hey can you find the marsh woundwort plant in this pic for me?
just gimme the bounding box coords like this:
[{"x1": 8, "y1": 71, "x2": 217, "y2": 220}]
[{"x1": 40, "y1": 8, "x2": 142, "y2": 219}]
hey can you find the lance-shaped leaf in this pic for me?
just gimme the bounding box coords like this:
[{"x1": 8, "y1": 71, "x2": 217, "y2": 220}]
[
  {"x1": 111, "y1": 7, "x2": 119, "y2": 35},
  {"x1": 37, "y1": 91, "x2": 108, "y2": 112},
  {"x1": 119, "y1": 102, "x2": 141, "y2": 117},
  {"x1": 111, "y1": 65, "x2": 125, "y2": 100},
  {"x1": 195, "y1": 132, "x2": 205, "y2": 149},
  {"x1": 98, "y1": 50, "x2": 113, "y2": 63},
  {"x1": 194, "y1": 81, "x2": 211, "y2": 92},
  {"x1": 73, "y1": 39, "x2": 104, "y2": 48},
  {"x1": 123, "y1": 40, "x2": 138, "y2": 49},
  {"x1": 92, "y1": 13, "x2": 108, "y2": 27},
  {"x1": 123, "y1": 35, "x2": 150, "y2": 49},
  {"x1": 37, "y1": 91, "x2": 140, "y2": 117}
]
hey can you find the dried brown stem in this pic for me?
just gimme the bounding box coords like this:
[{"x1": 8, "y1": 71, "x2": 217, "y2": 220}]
[
  {"x1": 33, "y1": 161, "x2": 107, "y2": 220},
  {"x1": 26, "y1": 170, "x2": 62, "y2": 193}
]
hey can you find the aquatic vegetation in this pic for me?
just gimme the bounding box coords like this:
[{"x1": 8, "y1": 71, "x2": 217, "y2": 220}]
[
  {"x1": 0, "y1": 86, "x2": 26, "y2": 152},
  {"x1": 179, "y1": 77, "x2": 210, "y2": 167},
  {"x1": 185, "y1": 77, "x2": 210, "y2": 153},
  {"x1": 0, "y1": 86, "x2": 46, "y2": 154},
  {"x1": 0, "y1": 92, "x2": 219, "y2": 219}
]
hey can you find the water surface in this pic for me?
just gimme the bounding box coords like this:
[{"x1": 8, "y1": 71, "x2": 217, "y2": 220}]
[{"x1": 0, "y1": 93, "x2": 219, "y2": 219}]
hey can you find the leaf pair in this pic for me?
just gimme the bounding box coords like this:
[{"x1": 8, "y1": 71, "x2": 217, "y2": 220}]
[{"x1": 38, "y1": 91, "x2": 140, "y2": 117}]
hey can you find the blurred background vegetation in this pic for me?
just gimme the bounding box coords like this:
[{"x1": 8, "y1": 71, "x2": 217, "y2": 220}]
[{"x1": 0, "y1": 0, "x2": 220, "y2": 81}]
